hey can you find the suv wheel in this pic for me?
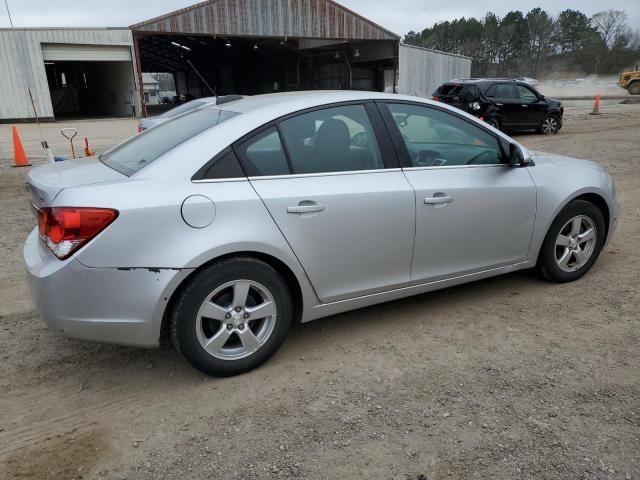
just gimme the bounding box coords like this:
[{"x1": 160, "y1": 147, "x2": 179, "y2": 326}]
[
  {"x1": 539, "y1": 115, "x2": 560, "y2": 135},
  {"x1": 537, "y1": 200, "x2": 605, "y2": 283},
  {"x1": 485, "y1": 117, "x2": 500, "y2": 130},
  {"x1": 170, "y1": 257, "x2": 293, "y2": 376}
]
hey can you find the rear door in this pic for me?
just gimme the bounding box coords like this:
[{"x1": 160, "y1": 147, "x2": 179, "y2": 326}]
[
  {"x1": 241, "y1": 103, "x2": 416, "y2": 303},
  {"x1": 485, "y1": 83, "x2": 521, "y2": 128}
]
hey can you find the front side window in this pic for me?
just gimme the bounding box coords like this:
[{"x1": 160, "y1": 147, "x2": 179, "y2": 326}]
[
  {"x1": 387, "y1": 103, "x2": 504, "y2": 167},
  {"x1": 279, "y1": 104, "x2": 384, "y2": 174},
  {"x1": 517, "y1": 85, "x2": 538, "y2": 102},
  {"x1": 101, "y1": 108, "x2": 239, "y2": 175}
]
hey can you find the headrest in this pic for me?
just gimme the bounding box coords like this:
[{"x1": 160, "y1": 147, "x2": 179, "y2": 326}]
[{"x1": 314, "y1": 119, "x2": 350, "y2": 155}]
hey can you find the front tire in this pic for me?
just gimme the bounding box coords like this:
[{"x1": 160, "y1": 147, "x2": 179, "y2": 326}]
[
  {"x1": 538, "y1": 115, "x2": 560, "y2": 135},
  {"x1": 538, "y1": 200, "x2": 606, "y2": 283},
  {"x1": 170, "y1": 257, "x2": 293, "y2": 377}
]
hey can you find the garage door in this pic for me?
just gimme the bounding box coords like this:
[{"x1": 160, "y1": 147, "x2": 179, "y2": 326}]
[{"x1": 41, "y1": 44, "x2": 132, "y2": 62}]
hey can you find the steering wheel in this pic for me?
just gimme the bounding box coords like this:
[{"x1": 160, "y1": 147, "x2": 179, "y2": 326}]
[
  {"x1": 351, "y1": 132, "x2": 369, "y2": 147},
  {"x1": 466, "y1": 150, "x2": 494, "y2": 165},
  {"x1": 416, "y1": 150, "x2": 444, "y2": 167}
]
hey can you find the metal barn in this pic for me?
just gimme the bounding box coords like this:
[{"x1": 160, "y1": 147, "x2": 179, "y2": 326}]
[
  {"x1": 129, "y1": 0, "x2": 400, "y2": 114},
  {"x1": 0, "y1": 1, "x2": 473, "y2": 122},
  {"x1": 398, "y1": 44, "x2": 472, "y2": 98}
]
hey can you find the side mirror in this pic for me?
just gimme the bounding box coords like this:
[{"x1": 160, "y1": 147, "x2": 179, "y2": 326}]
[{"x1": 509, "y1": 143, "x2": 530, "y2": 167}]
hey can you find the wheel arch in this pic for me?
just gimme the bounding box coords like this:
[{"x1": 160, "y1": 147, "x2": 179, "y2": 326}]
[
  {"x1": 572, "y1": 192, "x2": 610, "y2": 240},
  {"x1": 535, "y1": 191, "x2": 611, "y2": 265},
  {"x1": 159, "y1": 251, "x2": 306, "y2": 344}
]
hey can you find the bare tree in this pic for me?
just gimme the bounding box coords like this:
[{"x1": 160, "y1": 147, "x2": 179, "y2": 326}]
[{"x1": 591, "y1": 10, "x2": 629, "y2": 47}]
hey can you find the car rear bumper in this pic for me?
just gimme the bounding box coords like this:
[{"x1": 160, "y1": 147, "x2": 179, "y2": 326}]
[{"x1": 23, "y1": 229, "x2": 191, "y2": 348}]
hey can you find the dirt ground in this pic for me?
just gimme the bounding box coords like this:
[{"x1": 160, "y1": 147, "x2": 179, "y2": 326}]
[{"x1": 1, "y1": 105, "x2": 639, "y2": 480}]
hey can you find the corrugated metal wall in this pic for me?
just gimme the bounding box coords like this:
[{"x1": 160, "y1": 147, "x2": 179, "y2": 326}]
[
  {"x1": 0, "y1": 28, "x2": 139, "y2": 121},
  {"x1": 398, "y1": 44, "x2": 472, "y2": 98},
  {"x1": 131, "y1": 0, "x2": 398, "y2": 41}
]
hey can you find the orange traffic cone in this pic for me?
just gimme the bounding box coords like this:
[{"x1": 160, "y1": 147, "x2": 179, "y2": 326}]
[
  {"x1": 590, "y1": 94, "x2": 601, "y2": 115},
  {"x1": 12, "y1": 126, "x2": 31, "y2": 167},
  {"x1": 84, "y1": 138, "x2": 95, "y2": 157}
]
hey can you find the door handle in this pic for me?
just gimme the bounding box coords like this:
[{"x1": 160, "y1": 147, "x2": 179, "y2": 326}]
[
  {"x1": 424, "y1": 196, "x2": 453, "y2": 205},
  {"x1": 521, "y1": 105, "x2": 529, "y2": 108},
  {"x1": 287, "y1": 204, "x2": 325, "y2": 214}
]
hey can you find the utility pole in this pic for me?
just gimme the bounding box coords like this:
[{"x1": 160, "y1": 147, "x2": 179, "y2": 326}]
[{"x1": 4, "y1": 0, "x2": 14, "y2": 28}]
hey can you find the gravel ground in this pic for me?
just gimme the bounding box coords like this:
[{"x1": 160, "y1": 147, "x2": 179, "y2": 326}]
[{"x1": 1, "y1": 105, "x2": 639, "y2": 480}]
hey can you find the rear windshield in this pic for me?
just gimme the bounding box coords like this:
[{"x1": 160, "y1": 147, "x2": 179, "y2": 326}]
[
  {"x1": 161, "y1": 99, "x2": 209, "y2": 118},
  {"x1": 437, "y1": 84, "x2": 475, "y2": 98},
  {"x1": 101, "y1": 108, "x2": 239, "y2": 176}
]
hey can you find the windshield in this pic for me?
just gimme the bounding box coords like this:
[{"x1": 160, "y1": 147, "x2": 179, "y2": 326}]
[
  {"x1": 161, "y1": 98, "x2": 214, "y2": 118},
  {"x1": 101, "y1": 108, "x2": 239, "y2": 176}
]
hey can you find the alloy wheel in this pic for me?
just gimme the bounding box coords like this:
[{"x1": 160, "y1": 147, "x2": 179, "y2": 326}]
[
  {"x1": 542, "y1": 117, "x2": 559, "y2": 134},
  {"x1": 554, "y1": 215, "x2": 597, "y2": 272},
  {"x1": 195, "y1": 280, "x2": 277, "y2": 360}
]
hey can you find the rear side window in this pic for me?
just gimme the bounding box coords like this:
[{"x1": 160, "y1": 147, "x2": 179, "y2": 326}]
[
  {"x1": 438, "y1": 85, "x2": 476, "y2": 99},
  {"x1": 201, "y1": 149, "x2": 245, "y2": 179},
  {"x1": 487, "y1": 84, "x2": 517, "y2": 99},
  {"x1": 238, "y1": 127, "x2": 290, "y2": 176},
  {"x1": 101, "y1": 108, "x2": 239, "y2": 176},
  {"x1": 279, "y1": 104, "x2": 383, "y2": 174}
]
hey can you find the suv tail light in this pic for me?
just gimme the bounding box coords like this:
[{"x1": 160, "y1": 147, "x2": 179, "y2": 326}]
[
  {"x1": 432, "y1": 96, "x2": 441, "y2": 102},
  {"x1": 37, "y1": 207, "x2": 118, "y2": 259}
]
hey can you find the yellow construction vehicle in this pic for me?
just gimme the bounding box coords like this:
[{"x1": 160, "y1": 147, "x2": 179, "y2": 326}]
[{"x1": 618, "y1": 65, "x2": 640, "y2": 94}]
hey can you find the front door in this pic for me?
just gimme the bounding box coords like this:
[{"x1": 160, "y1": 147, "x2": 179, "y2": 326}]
[
  {"x1": 381, "y1": 102, "x2": 537, "y2": 282},
  {"x1": 516, "y1": 84, "x2": 547, "y2": 127},
  {"x1": 238, "y1": 104, "x2": 415, "y2": 303}
]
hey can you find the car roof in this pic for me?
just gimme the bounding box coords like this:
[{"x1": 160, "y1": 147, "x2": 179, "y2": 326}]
[{"x1": 212, "y1": 91, "x2": 409, "y2": 116}]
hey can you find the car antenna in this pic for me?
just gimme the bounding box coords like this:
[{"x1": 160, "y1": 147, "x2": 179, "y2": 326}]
[{"x1": 185, "y1": 58, "x2": 218, "y2": 101}]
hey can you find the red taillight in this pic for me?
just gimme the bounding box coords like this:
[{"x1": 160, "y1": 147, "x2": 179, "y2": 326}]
[
  {"x1": 37, "y1": 207, "x2": 118, "y2": 259},
  {"x1": 432, "y1": 96, "x2": 441, "y2": 102}
]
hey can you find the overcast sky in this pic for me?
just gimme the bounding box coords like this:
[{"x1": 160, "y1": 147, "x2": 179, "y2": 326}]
[{"x1": 1, "y1": 0, "x2": 639, "y2": 36}]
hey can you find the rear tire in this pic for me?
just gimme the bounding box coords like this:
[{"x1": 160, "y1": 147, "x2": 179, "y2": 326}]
[
  {"x1": 485, "y1": 117, "x2": 500, "y2": 130},
  {"x1": 537, "y1": 200, "x2": 606, "y2": 283},
  {"x1": 170, "y1": 257, "x2": 293, "y2": 377},
  {"x1": 628, "y1": 82, "x2": 640, "y2": 95}
]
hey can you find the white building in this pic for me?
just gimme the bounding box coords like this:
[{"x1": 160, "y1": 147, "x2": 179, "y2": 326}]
[
  {"x1": 0, "y1": 28, "x2": 141, "y2": 121},
  {"x1": 142, "y1": 73, "x2": 161, "y2": 105}
]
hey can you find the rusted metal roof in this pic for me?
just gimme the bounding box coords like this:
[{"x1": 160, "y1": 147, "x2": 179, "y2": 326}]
[{"x1": 130, "y1": 0, "x2": 399, "y2": 41}]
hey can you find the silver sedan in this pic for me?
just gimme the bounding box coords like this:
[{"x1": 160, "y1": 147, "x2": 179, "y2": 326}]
[{"x1": 24, "y1": 91, "x2": 618, "y2": 376}]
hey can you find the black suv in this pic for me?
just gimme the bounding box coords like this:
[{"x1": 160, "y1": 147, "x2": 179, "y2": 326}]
[{"x1": 433, "y1": 79, "x2": 563, "y2": 134}]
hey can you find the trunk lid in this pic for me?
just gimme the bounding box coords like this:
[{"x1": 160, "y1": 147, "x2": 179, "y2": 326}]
[{"x1": 25, "y1": 157, "x2": 125, "y2": 208}]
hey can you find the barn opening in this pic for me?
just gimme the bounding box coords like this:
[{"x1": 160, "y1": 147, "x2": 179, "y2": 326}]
[
  {"x1": 43, "y1": 44, "x2": 137, "y2": 118},
  {"x1": 131, "y1": 0, "x2": 400, "y2": 115}
]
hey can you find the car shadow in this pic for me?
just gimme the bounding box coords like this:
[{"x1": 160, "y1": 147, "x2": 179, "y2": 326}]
[{"x1": 11, "y1": 269, "x2": 544, "y2": 393}]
